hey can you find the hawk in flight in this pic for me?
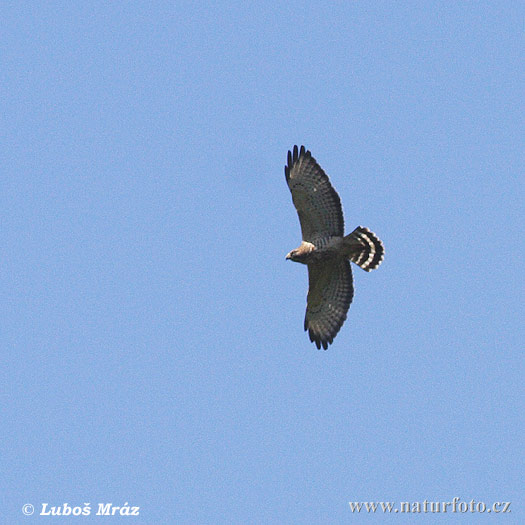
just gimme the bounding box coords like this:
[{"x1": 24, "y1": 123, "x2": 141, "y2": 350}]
[{"x1": 285, "y1": 146, "x2": 384, "y2": 349}]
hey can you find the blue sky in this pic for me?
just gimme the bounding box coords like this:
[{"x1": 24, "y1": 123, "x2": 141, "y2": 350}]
[{"x1": 2, "y1": 1, "x2": 523, "y2": 523}]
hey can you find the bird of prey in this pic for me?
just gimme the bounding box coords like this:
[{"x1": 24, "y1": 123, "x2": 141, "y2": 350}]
[{"x1": 285, "y1": 145, "x2": 384, "y2": 349}]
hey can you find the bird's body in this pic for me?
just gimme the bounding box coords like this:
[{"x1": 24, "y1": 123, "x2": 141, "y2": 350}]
[
  {"x1": 286, "y1": 237, "x2": 343, "y2": 263},
  {"x1": 285, "y1": 145, "x2": 384, "y2": 349}
]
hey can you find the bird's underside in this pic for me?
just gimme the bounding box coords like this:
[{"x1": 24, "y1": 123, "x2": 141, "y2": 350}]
[{"x1": 285, "y1": 145, "x2": 384, "y2": 350}]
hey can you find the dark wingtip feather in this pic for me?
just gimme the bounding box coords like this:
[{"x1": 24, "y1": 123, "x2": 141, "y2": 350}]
[
  {"x1": 286, "y1": 146, "x2": 312, "y2": 182},
  {"x1": 306, "y1": 325, "x2": 334, "y2": 351},
  {"x1": 285, "y1": 149, "x2": 292, "y2": 182}
]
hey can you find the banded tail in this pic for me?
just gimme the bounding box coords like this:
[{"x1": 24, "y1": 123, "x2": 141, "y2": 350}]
[{"x1": 344, "y1": 227, "x2": 384, "y2": 271}]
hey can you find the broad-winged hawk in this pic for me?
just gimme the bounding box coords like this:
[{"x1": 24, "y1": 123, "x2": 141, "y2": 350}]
[{"x1": 285, "y1": 145, "x2": 384, "y2": 349}]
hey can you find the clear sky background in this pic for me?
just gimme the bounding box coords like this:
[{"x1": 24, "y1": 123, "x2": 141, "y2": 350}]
[{"x1": 2, "y1": 2, "x2": 523, "y2": 523}]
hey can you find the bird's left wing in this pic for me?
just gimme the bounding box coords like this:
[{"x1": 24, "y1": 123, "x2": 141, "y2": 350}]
[{"x1": 285, "y1": 145, "x2": 344, "y2": 242}]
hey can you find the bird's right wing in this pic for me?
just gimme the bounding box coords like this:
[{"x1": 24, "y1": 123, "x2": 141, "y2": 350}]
[{"x1": 304, "y1": 259, "x2": 354, "y2": 349}]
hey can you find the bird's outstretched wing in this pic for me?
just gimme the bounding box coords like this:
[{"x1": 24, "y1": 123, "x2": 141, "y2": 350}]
[
  {"x1": 285, "y1": 145, "x2": 344, "y2": 241},
  {"x1": 305, "y1": 259, "x2": 354, "y2": 350}
]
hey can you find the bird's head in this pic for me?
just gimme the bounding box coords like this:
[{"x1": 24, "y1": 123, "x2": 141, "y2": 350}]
[
  {"x1": 285, "y1": 248, "x2": 308, "y2": 264},
  {"x1": 286, "y1": 242, "x2": 314, "y2": 263}
]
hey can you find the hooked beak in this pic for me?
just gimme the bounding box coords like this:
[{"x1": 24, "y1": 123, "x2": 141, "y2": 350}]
[{"x1": 285, "y1": 252, "x2": 291, "y2": 260}]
